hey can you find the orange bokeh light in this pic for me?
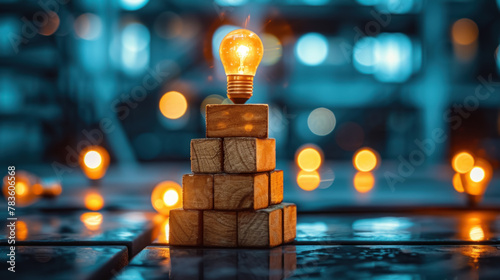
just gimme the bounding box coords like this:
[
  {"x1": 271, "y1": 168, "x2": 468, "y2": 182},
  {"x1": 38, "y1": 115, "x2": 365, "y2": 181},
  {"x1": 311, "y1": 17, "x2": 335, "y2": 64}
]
[
  {"x1": 84, "y1": 191, "x2": 104, "y2": 211},
  {"x1": 353, "y1": 148, "x2": 379, "y2": 172},
  {"x1": 296, "y1": 146, "x2": 322, "y2": 172},
  {"x1": 452, "y1": 18, "x2": 478, "y2": 46},
  {"x1": 79, "y1": 146, "x2": 110, "y2": 180},
  {"x1": 452, "y1": 173, "x2": 464, "y2": 193},
  {"x1": 159, "y1": 91, "x2": 188, "y2": 120},
  {"x1": 151, "y1": 181, "x2": 183, "y2": 215},
  {"x1": 17, "y1": 221, "x2": 28, "y2": 241},
  {"x1": 80, "y1": 212, "x2": 103, "y2": 231},
  {"x1": 469, "y1": 225, "x2": 485, "y2": 241},
  {"x1": 296, "y1": 170, "x2": 320, "y2": 191},
  {"x1": 451, "y1": 152, "x2": 474, "y2": 174},
  {"x1": 353, "y1": 172, "x2": 375, "y2": 193},
  {"x1": 2, "y1": 171, "x2": 40, "y2": 207}
]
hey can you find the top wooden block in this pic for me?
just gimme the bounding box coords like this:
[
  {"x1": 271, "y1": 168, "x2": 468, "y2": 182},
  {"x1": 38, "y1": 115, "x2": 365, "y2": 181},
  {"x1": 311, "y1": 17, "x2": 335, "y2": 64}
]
[{"x1": 206, "y1": 104, "x2": 268, "y2": 138}]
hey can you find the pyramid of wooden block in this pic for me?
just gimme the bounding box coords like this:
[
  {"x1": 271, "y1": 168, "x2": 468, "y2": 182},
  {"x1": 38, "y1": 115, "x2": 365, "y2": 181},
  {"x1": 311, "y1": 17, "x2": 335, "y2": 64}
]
[{"x1": 170, "y1": 104, "x2": 296, "y2": 248}]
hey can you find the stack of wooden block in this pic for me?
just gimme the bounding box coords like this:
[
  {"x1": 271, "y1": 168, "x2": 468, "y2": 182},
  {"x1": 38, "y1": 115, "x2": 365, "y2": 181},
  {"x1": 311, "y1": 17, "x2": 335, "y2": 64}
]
[{"x1": 169, "y1": 104, "x2": 297, "y2": 248}]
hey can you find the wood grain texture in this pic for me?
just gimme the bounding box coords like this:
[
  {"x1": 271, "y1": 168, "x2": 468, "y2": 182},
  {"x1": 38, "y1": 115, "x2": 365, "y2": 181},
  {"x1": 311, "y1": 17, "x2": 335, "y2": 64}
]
[
  {"x1": 238, "y1": 207, "x2": 282, "y2": 248},
  {"x1": 203, "y1": 211, "x2": 237, "y2": 247},
  {"x1": 182, "y1": 174, "x2": 213, "y2": 210},
  {"x1": 169, "y1": 209, "x2": 202, "y2": 246},
  {"x1": 206, "y1": 104, "x2": 268, "y2": 138},
  {"x1": 269, "y1": 170, "x2": 284, "y2": 205},
  {"x1": 190, "y1": 138, "x2": 223, "y2": 173},
  {"x1": 271, "y1": 203, "x2": 297, "y2": 243},
  {"x1": 214, "y1": 173, "x2": 268, "y2": 210},
  {"x1": 223, "y1": 138, "x2": 275, "y2": 173}
]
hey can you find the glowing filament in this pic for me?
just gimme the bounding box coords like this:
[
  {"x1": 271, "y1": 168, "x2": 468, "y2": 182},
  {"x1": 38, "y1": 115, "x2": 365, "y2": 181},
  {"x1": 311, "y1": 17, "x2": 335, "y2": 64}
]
[{"x1": 237, "y1": 45, "x2": 250, "y2": 73}]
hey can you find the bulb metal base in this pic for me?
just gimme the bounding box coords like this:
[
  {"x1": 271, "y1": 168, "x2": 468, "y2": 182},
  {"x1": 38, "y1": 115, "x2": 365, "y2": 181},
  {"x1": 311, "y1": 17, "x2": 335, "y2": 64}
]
[{"x1": 227, "y1": 75, "x2": 253, "y2": 104}]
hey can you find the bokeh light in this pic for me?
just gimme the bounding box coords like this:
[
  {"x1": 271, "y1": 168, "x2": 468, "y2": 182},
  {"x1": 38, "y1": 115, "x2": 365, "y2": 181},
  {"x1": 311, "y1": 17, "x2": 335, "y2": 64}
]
[
  {"x1": 74, "y1": 13, "x2": 102, "y2": 40},
  {"x1": 120, "y1": 0, "x2": 149, "y2": 10},
  {"x1": 452, "y1": 152, "x2": 474, "y2": 174},
  {"x1": 159, "y1": 91, "x2": 188, "y2": 120},
  {"x1": 262, "y1": 33, "x2": 283, "y2": 66},
  {"x1": 452, "y1": 173, "x2": 464, "y2": 193},
  {"x1": 469, "y1": 167, "x2": 485, "y2": 183},
  {"x1": 79, "y1": 146, "x2": 110, "y2": 180},
  {"x1": 452, "y1": 18, "x2": 478, "y2": 46},
  {"x1": 353, "y1": 148, "x2": 379, "y2": 172},
  {"x1": 296, "y1": 170, "x2": 321, "y2": 191},
  {"x1": 307, "y1": 107, "x2": 336, "y2": 136},
  {"x1": 296, "y1": 33, "x2": 328, "y2": 66},
  {"x1": 296, "y1": 146, "x2": 323, "y2": 172},
  {"x1": 84, "y1": 191, "x2": 104, "y2": 211},
  {"x1": 353, "y1": 172, "x2": 375, "y2": 193},
  {"x1": 469, "y1": 225, "x2": 485, "y2": 241},
  {"x1": 38, "y1": 11, "x2": 60, "y2": 36},
  {"x1": 17, "y1": 221, "x2": 28, "y2": 241},
  {"x1": 2, "y1": 171, "x2": 40, "y2": 207},
  {"x1": 80, "y1": 212, "x2": 103, "y2": 231},
  {"x1": 151, "y1": 181, "x2": 183, "y2": 215}
]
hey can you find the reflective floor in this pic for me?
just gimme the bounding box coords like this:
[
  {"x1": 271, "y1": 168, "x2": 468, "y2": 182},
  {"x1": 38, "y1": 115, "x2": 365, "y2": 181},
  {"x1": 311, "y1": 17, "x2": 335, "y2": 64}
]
[{"x1": 1, "y1": 162, "x2": 499, "y2": 279}]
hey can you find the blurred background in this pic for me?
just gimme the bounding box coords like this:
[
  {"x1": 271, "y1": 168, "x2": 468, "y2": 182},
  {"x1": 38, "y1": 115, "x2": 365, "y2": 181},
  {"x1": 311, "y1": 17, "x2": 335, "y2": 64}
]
[{"x1": 1, "y1": 0, "x2": 500, "y2": 211}]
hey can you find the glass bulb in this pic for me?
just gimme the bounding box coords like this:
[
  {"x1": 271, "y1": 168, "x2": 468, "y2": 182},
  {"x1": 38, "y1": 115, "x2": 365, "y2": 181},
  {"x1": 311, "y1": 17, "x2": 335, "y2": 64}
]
[{"x1": 219, "y1": 29, "x2": 263, "y2": 104}]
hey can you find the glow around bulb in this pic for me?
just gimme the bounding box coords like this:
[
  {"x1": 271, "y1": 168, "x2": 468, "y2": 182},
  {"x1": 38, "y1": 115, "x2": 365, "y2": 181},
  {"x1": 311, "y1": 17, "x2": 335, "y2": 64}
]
[{"x1": 219, "y1": 29, "x2": 263, "y2": 104}]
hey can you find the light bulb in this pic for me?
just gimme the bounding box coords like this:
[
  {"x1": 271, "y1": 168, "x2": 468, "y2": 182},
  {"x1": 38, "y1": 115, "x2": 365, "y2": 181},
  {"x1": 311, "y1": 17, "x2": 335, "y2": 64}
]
[{"x1": 219, "y1": 29, "x2": 264, "y2": 104}]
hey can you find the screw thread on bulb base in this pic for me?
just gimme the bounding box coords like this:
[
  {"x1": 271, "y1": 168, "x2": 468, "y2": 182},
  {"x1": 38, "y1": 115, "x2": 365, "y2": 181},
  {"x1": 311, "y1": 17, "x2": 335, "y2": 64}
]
[{"x1": 227, "y1": 75, "x2": 253, "y2": 104}]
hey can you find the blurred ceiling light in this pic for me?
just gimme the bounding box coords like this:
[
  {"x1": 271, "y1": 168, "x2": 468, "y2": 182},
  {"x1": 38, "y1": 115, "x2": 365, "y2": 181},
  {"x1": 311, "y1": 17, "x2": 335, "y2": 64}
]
[
  {"x1": 215, "y1": 0, "x2": 248, "y2": 6},
  {"x1": 296, "y1": 33, "x2": 328, "y2": 66},
  {"x1": 353, "y1": 37, "x2": 378, "y2": 74},
  {"x1": 262, "y1": 33, "x2": 283, "y2": 66},
  {"x1": 151, "y1": 181, "x2": 183, "y2": 216},
  {"x1": 307, "y1": 107, "x2": 336, "y2": 136},
  {"x1": 120, "y1": 0, "x2": 149, "y2": 11},
  {"x1": 373, "y1": 33, "x2": 413, "y2": 82},
  {"x1": 296, "y1": 170, "x2": 321, "y2": 191},
  {"x1": 452, "y1": 173, "x2": 464, "y2": 193},
  {"x1": 353, "y1": 172, "x2": 375, "y2": 193},
  {"x1": 451, "y1": 152, "x2": 474, "y2": 174},
  {"x1": 357, "y1": 0, "x2": 417, "y2": 14},
  {"x1": 353, "y1": 148, "x2": 379, "y2": 172},
  {"x1": 296, "y1": 146, "x2": 323, "y2": 172},
  {"x1": 79, "y1": 146, "x2": 110, "y2": 180},
  {"x1": 80, "y1": 212, "x2": 103, "y2": 231},
  {"x1": 84, "y1": 191, "x2": 104, "y2": 211},
  {"x1": 159, "y1": 91, "x2": 188, "y2": 120},
  {"x1": 38, "y1": 11, "x2": 60, "y2": 36},
  {"x1": 200, "y1": 94, "x2": 225, "y2": 116},
  {"x1": 452, "y1": 18, "x2": 478, "y2": 46},
  {"x1": 74, "y1": 13, "x2": 102, "y2": 40}
]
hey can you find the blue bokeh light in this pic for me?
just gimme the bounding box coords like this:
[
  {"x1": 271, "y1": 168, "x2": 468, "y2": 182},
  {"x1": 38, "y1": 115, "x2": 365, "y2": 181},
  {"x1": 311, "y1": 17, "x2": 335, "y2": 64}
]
[
  {"x1": 296, "y1": 33, "x2": 328, "y2": 66},
  {"x1": 120, "y1": 0, "x2": 149, "y2": 11}
]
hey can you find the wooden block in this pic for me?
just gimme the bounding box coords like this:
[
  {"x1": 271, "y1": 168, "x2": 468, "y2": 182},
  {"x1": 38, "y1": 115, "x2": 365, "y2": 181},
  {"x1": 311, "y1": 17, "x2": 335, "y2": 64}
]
[
  {"x1": 214, "y1": 173, "x2": 268, "y2": 210},
  {"x1": 182, "y1": 174, "x2": 214, "y2": 210},
  {"x1": 223, "y1": 138, "x2": 275, "y2": 173},
  {"x1": 238, "y1": 247, "x2": 283, "y2": 280},
  {"x1": 238, "y1": 207, "x2": 282, "y2": 248},
  {"x1": 269, "y1": 170, "x2": 284, "y2": 205},
  {"x1": 203, "y1": 211, "x2": 237, "y2": 247},
  {"x1": 271, "y1": 203, "x2": 297, "y2": 243},
  {"x1": 169, "y1": 209, "x2": 202, "y2": 246},
  {"x1": 190, "y1": 138, "x2": 223, "y2": 173},
  {"x1": 206, "y1": 104, "x2": 268, "y2": 138}
]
